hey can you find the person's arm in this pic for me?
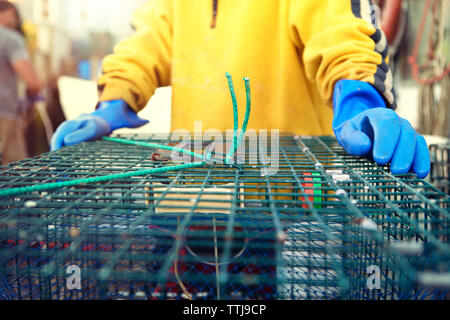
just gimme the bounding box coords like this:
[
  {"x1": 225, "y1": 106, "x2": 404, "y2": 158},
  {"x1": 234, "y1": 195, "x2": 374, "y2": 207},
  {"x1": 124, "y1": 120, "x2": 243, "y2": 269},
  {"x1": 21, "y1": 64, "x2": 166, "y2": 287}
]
[
  {"x1": 12, "y1": 59, "x2": 42, "y2": 95},
  {"x1": 289, "y1": 0, "x2": 394, "y2": 108},
  {"x1": 290, "y1": 0, "x2": 429, "y2": 177},
  {"x1": 97, "y1": 0, "x2": 173, "y2": 112},
  {"x1": 50, "y1": 1, "x2": 171, "y2": 151},
  {"x1": 6, "y1": 29, "x2": 42, "y2": 96}
]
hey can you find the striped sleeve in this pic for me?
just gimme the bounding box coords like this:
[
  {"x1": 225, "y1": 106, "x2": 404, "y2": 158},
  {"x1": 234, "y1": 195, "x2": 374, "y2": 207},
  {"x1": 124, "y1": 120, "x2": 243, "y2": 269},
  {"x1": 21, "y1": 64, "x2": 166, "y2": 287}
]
[
  {"x1": 350, "y1": 0, "x2": 396, "y2": 109},
  {"x1": 290, "y1": 0, "x2": 397, "y2": 109}
]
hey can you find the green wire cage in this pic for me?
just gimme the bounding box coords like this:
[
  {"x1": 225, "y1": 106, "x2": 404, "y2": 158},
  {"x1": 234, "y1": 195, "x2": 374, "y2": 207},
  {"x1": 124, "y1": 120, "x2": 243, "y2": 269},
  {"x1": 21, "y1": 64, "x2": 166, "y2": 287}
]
[
  {"x1": 429, "y1": 143, "x2": 449, "y2": 195},
  {"x1": 0, "y1": 134, "x2": 449, "y2": 300}
]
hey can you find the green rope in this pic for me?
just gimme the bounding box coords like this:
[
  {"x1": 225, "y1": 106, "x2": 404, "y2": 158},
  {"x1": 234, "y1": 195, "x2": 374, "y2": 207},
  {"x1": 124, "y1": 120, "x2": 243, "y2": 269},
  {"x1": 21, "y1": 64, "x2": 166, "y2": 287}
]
[
  {"x1": 0, "y1": 73, "x2": 251, "y2": 198},
  {"x1": 234, "y1": 77, "x2": 252, "y2": 157},
  {"x1": 225, "y1": 72, "x2": 239, "y2": 161},
  {"x1": 225, "y1": 76, "x2": 252, "y2": 164},
  {"x1": 102, "y1": 136, "x2": 204, "y2": 161},
  {"x1": 0, "y1": 162, "x2": 206, "y2": 198}
]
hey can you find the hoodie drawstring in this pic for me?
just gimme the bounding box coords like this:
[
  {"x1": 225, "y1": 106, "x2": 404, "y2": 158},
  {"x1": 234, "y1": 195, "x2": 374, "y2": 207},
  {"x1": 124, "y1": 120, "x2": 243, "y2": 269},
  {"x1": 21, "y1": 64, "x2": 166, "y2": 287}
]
[{"x1": 211, "y1": 0, "x2": 218, "y2": 28}]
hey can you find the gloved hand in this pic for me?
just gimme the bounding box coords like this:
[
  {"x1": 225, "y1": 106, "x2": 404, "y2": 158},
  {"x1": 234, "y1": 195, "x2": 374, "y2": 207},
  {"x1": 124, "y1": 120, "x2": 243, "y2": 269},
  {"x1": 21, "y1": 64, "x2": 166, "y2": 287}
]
[
  {"x1": 51, "y1": 100, "x2": 149, "y2": 151},
  {"x1": 332, "y1": 80, "x2": 430, "y2": 178}
]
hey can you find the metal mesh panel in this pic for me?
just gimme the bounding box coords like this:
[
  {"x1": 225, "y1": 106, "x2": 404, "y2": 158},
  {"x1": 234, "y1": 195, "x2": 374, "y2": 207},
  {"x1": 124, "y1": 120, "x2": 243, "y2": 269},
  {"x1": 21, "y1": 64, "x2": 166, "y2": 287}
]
[
  {"x1": 430, "y1": 143, "x2": 449, "y2": 195},
  {"x1": 0, "y1": 134, "x2": 449, "y2": 300}
]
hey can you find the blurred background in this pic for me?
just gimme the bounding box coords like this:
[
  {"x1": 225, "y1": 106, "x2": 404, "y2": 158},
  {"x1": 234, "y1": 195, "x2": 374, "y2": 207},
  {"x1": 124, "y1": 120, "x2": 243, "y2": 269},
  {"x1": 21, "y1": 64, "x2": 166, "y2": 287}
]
[{"x1": 1, "y1": 0, "x2": 449, "y2": 158}]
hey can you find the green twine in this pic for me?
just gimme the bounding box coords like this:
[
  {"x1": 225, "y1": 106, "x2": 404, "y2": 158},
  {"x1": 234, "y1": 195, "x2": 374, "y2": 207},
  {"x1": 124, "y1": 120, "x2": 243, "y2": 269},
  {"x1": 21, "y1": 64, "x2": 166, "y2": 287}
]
[
  {"x1": 235, "y1": 77, "x2": 251, "y2": 156},
  {"x1": 102, "y1": 136, "x2": 204, "y2": 161},
  {"x1": 225, "y1": 75, "x2": 252, "y2": 164},
  {"x1": 0, "y1": 162, "x2": 206, "y2": 198},
  {"x1": 225, "y1": 72, "x2": 239, "y2": 157},
  {"x1": 0, "y1": 73, "x2": 251, "y2": 198}
]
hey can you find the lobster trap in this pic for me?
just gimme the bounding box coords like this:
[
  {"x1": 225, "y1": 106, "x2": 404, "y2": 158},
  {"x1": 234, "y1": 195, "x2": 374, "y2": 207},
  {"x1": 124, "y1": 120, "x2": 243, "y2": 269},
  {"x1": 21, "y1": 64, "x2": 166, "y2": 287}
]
[
  {"x1": 429, "y1": 142, "x2": 449, "y2": 195},
  {"x1": 0, "y1": 134, "x2": 449, "y2": 300}
]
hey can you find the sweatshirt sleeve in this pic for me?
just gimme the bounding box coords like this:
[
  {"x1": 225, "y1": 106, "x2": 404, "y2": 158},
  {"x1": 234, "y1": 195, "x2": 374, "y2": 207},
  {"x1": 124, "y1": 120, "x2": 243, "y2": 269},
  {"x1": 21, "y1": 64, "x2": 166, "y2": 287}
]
[
  {"x1": 97, "y1": 0, "x2": 172, "y2": 112},
  {"x1": 289, "y1": 0, "x2": 396, "y2": 109},
  {"x1": 5, "y1": 30, "x2": 30, "y2": 64}
]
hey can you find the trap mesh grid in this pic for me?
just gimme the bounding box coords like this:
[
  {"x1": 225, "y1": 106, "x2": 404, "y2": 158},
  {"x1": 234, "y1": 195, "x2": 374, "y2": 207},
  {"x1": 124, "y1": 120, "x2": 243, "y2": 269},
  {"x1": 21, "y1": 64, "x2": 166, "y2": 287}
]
[
  {"x1": 429, "y1": 143, "x2": 449, "y2": 195},
  {"x1": 0, "y1": 134, "x2": 449, "y2": 300}
]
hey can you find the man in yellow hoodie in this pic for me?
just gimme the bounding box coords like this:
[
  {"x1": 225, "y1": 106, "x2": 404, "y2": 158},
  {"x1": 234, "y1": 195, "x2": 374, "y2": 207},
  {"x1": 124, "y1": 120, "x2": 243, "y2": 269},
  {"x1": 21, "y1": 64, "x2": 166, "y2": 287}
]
[{"x1": 51, "y1": 0, "x2": 430, "y2": 178}]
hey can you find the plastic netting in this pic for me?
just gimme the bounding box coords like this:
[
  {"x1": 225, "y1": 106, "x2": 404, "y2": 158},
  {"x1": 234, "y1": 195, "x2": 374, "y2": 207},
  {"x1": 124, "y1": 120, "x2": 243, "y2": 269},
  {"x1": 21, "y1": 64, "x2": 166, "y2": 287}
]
[{"x1": 0, "y1": 134, "x2": 448, "y2": 300}]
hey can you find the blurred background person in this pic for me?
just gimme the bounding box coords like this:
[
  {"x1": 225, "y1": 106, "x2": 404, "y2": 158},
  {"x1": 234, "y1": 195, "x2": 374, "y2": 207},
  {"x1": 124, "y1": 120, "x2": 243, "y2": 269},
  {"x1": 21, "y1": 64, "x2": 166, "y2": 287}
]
[{"x1": 0, "y1": 1, "x2": 42, "y2": 165}]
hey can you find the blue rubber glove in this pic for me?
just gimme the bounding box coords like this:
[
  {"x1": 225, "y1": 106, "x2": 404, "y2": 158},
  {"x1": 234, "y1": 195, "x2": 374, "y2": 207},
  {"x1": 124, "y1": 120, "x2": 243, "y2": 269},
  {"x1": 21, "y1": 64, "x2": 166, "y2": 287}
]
[
  {"x1": 333, "y1": 80, "x2": 430, "y2": 178},
  {"x1": 51, "y1": 100, "x2": 149, "y2": 151}
]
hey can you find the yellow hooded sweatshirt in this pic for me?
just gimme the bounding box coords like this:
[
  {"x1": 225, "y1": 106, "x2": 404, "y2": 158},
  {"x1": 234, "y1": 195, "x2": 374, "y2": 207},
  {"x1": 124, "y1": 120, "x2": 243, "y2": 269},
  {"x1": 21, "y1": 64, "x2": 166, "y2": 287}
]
[{"x1": 98, "y1": 0, "x2": 394, "y2": 134}]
